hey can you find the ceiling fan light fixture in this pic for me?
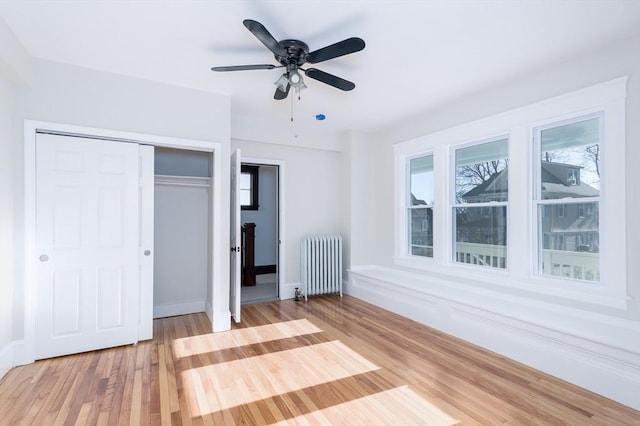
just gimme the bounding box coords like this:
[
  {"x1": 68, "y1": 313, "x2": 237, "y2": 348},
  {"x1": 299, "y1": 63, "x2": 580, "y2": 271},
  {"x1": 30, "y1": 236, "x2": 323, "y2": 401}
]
[
  {"x1": 274, "y1": 73, "x2": 288, "y2": 91},
  {"x1": 287, "y1": 70, "x2": 304, "y2": 88}
]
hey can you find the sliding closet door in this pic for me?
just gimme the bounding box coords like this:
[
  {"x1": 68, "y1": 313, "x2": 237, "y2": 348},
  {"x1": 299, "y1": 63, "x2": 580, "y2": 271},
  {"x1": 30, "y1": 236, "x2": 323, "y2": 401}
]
[{"x1": 34, "y1": 133, "x2": 142, "y2": 359}]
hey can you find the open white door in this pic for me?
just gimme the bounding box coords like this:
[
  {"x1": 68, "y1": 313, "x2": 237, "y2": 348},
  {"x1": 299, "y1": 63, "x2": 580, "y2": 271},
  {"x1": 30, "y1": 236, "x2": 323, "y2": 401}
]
[
  {"x1": 35, "y1": 133, "x2": 142, "y2": 359},
  {"x1": 230, "y1": 149, "x2": 242, "y2": 323}
]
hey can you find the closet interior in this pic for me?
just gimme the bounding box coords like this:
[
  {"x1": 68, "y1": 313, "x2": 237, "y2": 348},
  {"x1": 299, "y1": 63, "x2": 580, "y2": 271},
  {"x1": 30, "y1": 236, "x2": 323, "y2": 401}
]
[{"x1": 153, "y1": 147, "x2": 212, "y2": 318}]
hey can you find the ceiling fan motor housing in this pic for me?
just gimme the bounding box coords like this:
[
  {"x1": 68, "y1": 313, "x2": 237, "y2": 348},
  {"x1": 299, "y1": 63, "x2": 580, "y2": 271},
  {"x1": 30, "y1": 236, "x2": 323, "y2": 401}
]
[{"x1": 276, "y1": 39, "x2": 309, "y2": 70}]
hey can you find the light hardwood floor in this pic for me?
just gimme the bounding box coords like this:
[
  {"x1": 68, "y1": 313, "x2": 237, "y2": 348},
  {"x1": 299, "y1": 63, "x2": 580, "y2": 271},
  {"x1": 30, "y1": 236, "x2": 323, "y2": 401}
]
[{"x1": 1, "y1": 295, "x2": 638, "y2": 425}]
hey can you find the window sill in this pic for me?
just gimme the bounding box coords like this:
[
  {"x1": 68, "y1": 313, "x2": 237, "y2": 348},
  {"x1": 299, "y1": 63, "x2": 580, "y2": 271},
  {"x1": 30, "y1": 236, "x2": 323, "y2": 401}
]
[{"x1": 393, "y1": 256, "x2": 628, "y2": 310}]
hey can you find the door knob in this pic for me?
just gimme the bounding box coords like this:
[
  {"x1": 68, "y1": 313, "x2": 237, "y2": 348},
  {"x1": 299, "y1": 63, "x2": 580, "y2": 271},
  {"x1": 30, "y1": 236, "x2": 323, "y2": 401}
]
[
  {"x1": 144, "y1": 250, "x2": 151, "y2": 256},
  {"x1": 39, "y1": 254, "x2": 49, "y2": 262}
]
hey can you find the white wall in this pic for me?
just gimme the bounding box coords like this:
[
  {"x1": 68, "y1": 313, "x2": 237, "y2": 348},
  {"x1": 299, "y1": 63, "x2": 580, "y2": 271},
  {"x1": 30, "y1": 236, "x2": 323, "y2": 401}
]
[
  {"x1": 17, "y1": 59, "x2": 233, "y2": 333},
  {"x1": 22, "y1": 59, "x2": 230, "y2": 143},
  {"x1": 0, "y1": 73, "x2": 17, "y2": 377},
  {"x1": 0, "y1": 15, "x2": 29, "y2": 377},
  {"x1": 343, "y1": 130, "x2": 378, "y2": 267},
  {"x1": 232, "y1": 114, "x2": 345, "y2": 152},
  {"x1": 241, "y1": 165, "x2": 278, "y2": 267},
  {"x1": 346, "y1": 35, "x2": 640, "y2": 409},
  {"x1": 155, "y1": 147, "x2": 211, "y2": 177},
  {"x1": 365, "y1": 35, "x2": 640, "y2": 318},
  {"x1": 0, "y1": 17, "x2": 232, "y2": 373},
  {"x1": 231, "y1": 139, "x2": 342, "y2": 295}
]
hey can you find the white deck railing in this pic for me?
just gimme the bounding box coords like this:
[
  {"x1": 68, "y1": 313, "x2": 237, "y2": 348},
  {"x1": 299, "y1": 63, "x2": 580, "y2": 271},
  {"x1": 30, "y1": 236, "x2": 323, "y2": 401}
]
[
  {"x1": 540, "y1": 249, "x2": 599, "y2": 281},
  {"x1": 455, "y1": 242, "x2": 507, "y2": 268},
  {"x1": 412, "y1": 243, "x2": 599, "y2": 281}
]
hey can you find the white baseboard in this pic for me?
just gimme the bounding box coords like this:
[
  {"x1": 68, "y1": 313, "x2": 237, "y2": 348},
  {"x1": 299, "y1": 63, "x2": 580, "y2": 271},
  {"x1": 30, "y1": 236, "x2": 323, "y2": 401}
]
[
  {"x1": 0, "y1": 342, "x2": 13, "y2": 380},
  {"x1": 346, "y1": 266, "x2": 640, "y2": 410},
  {"x1": 213, "y1": 309, "x2": 231, "y2": 332},
  {"x1": 281, "y1": 282, "x2": 302, "y2": 300},
  {"x1": 153, "y1": 300, "x2": 206, "y2": 319},
  {"x1": 281, "y1": 281, "x2": 346, "y2": 300},
  {"x1": 0, "y1": 339, "x2": 28, "y2": 380},
  {"x1": 205, "y1": 300, "x2": 213, "y2": 323}
]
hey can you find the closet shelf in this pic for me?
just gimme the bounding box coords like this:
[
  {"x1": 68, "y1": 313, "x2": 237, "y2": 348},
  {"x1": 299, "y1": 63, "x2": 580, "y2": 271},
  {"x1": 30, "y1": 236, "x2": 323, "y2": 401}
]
[{"x1": 155, "y1": 174, "x2": 212, "y2": 188}]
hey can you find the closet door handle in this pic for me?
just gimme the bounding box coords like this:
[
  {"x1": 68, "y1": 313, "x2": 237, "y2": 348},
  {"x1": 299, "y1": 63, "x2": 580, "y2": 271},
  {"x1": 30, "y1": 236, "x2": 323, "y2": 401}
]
[{"x1": 144, "y1": 250, "x2": 151, "y2": 256}]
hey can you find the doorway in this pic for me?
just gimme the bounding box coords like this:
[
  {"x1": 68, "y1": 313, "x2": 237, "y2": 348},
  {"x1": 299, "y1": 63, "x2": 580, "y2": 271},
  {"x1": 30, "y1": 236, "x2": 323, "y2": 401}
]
[
  {"x1": 240, "y1": 162, "x2": 279, "y2": 304},
  {"x1": 24, "y1": 120, "x2": 225, "y2": 363}
]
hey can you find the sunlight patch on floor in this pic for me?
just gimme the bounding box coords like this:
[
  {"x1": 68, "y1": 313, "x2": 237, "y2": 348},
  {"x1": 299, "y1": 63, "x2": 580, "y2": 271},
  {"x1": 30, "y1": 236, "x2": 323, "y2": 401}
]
[
  {"x1": 173, "y1": 319, "x2": 322, "y2": 358},
  {"x1": 181, "y1": 340, "x2": 380, "y2": 416},
  {"x1": 271, "y1": 385, "x2": 459, "y2": 426}
]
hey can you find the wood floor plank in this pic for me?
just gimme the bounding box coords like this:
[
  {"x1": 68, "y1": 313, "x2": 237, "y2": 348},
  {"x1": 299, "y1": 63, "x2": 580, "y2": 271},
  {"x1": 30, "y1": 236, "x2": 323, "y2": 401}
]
[
  {"x1": 128, "y1": 369, "x2": 143, "y2": 426},
  {"x1": 1, "y1": 295, "x2": 638, "y2": 425},
  {"x1": 157, "y1": 343, "x2": 172, "y2": 426}
]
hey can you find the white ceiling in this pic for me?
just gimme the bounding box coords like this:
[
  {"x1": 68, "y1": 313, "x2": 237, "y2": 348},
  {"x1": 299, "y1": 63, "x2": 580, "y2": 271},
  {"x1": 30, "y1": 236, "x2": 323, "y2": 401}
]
[{"x1": 1, "y1": 0, "x2": 639, "y2": 133}]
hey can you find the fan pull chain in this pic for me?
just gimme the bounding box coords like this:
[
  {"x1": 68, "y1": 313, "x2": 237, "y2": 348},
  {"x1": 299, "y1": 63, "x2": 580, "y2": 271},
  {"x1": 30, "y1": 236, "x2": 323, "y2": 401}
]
[{"x1": 290, "y1": 93, "x2": 294, "y2": 122}]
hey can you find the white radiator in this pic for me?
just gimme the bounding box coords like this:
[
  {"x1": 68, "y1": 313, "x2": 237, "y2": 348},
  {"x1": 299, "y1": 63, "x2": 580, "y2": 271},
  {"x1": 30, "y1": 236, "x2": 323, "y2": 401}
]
[{"x1": 301, "y1": 235, "x2": 343, "y2": 300}]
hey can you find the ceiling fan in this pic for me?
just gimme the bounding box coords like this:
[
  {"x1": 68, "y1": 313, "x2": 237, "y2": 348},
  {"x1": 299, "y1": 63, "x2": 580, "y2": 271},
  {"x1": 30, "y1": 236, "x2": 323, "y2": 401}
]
[{"x1": 212, "y1": 19, "x2": 365, "y2": 100}]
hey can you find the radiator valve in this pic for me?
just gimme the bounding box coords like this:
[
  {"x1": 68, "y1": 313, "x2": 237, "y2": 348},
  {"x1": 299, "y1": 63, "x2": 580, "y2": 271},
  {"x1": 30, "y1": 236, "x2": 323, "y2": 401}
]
[{"x1": 294, "y1": 287, "x2": 303, "y2": 302}]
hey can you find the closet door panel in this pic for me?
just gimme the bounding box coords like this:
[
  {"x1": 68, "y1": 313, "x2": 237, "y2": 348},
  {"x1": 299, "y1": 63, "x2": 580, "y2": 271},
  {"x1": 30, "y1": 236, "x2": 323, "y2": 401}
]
[{"x1": 35, "y1": 133, "x2": 141, "y2": 359}]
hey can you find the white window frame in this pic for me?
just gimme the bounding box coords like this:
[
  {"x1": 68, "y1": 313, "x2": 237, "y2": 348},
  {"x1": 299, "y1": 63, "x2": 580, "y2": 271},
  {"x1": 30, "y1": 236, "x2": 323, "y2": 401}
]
[
  {"x1": 450, "y1": 136, "x2": 509, "y2": 271},
  {"x1": 533, "y1": 112, "x2": 603, "y2": 283},
  {"x1": 396, "y1": 151, "x2": 435, "y2": 263},
  {"x1": 408, "y1": 153, "x2": 434, "y2": 258},
  {"x1": 393, "y1": 77, "x2": 628, "y2": 309}
]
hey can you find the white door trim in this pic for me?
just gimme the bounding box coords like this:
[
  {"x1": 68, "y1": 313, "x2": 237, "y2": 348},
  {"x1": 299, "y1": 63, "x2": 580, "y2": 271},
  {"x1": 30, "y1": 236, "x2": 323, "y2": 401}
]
[
  {"x1": 241, "y1": 157, "x2": 286, "y2": 301},
  {"x1": 23, "y1": 120, "x2": 224, "y2": 364}
]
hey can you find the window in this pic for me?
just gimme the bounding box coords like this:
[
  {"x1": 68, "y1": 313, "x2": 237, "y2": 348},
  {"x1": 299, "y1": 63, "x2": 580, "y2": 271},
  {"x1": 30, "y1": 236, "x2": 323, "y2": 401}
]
[
  {"x1": 240, "y1": 165, "x2": 259, "y2": 210},
  {"x1": 393, "y1": 77, "x2": 626, "y2": 307},
  {"x1": 557, "y1": 204, "x2": 565, "y2": 218},
  {"x1": 408, "y1": 154, "x2": 433, "y2": 257},
  {"x1": 452, "y1": 138, "x2": 508, "y2": 269},
  {"x1": 535, "y1": 114, "x2": 601, "y2": 282}
]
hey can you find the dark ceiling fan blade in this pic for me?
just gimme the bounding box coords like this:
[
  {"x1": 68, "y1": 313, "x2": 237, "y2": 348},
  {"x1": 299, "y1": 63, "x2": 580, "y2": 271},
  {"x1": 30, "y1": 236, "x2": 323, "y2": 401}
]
[
  {"x1": 211, "y1": 64, "x2": 278, "y2": 72},
  {"x1": 305, "y1": 68, "x2": 355, "y2": 91},
  {"x1": 243, "y1": 19, "x2": 288, "y2": 57},
  {"x1": 306, "y1": 37, "x2": 365, "y2": 64},
  {"x1": 274, "y1": 84, "x2": 290, "y2": 100}
]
